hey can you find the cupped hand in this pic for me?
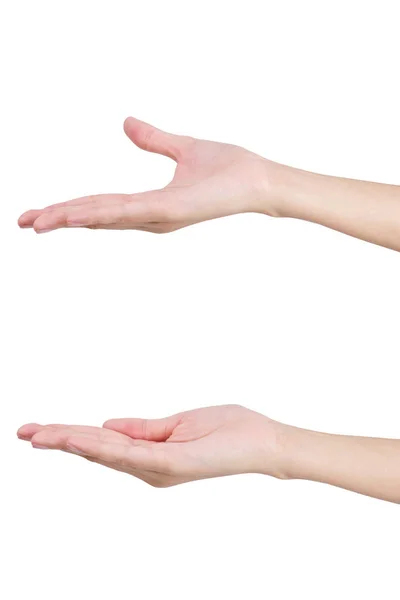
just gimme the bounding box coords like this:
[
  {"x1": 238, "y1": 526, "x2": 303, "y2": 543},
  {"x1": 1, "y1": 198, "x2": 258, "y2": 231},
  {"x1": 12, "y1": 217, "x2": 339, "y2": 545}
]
[
  {"x1": 18, "y1": 117, "x2": 280, "y2": 234},
  {"x1": 17, "y1": 405, "x2": 289, "y2": 486}
]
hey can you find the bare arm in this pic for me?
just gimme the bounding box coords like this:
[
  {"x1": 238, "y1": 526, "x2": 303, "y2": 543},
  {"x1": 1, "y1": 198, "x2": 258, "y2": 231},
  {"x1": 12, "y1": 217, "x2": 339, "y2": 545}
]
[
  {"x1": 17, "y1": 404, "x2": 400, "y2": 503},
  {"x1": 274, "y1": 164, "x2": 400, "y2": 252},
  {"x1": 18, "y1": 117, "x2": 400, "y2": 252},
  {"x1": 282, "y1": 425, "x2": 400, "y2": 503}
]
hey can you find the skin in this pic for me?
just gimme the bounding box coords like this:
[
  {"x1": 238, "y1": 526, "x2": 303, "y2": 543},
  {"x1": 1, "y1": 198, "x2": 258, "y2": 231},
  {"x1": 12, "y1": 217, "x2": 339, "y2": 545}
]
[
  {"x1": 18, "y1": 116, "x2": 400, "y2": 251},
  {"x1": 17, "y1": 405, "x2": 286, "y2": 487},
  {"x1": 17, "y1": 119, "x2": 400, "y2": 502},
  {"x1": 17, "y1": 404, "x2": 400, "y2": 503}
]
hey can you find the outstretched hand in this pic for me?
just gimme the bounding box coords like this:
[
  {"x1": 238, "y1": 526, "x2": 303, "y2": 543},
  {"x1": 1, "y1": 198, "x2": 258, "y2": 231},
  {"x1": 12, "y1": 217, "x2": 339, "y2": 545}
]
[
  {"x1": 18, "y1": 118, "x2": 279, "y2": 234},
  {"x1": 17, "y1": 405, "x2": 288, "y2": 486}
]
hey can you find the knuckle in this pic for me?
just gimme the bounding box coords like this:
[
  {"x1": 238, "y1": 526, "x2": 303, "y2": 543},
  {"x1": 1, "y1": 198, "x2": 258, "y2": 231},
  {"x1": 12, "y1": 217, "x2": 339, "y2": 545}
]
[
  {"x1": 141, "y1": 128, "x2": 156, "y2": 152},
  {"x1": 140, "y1": 420, "x2": 149, "y2": 440}
]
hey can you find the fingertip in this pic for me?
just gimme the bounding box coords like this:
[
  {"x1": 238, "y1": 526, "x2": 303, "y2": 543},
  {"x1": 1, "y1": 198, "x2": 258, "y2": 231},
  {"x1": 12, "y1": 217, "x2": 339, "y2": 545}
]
[
  {"x1": 33, "y1": 215, "x2": 57, "y2": 233},
  {"x1": 102, "y1": 418, "x2": 127, "y2": 432},
  {"x1": 33, "y1": 224, "x2": 53, "y2": 234},
  {"x1": 123, "y1": 116, "x2": 150, "y2": 144},
  {"x1": 30, "y1": 432, "x2": 48, "y2": 448},
  {"x1": 123, "y1": 116, "x2": 134, "y2": 129},
  {"x1": 17, "y1": 423, "x2": 42, "y2": 440},
  {"x1": 30, "y1": 429, "x2": 70, "y2": 450},
  {"x1": 18, "y1": 217, "x2": 30, "y2": 228},
  {"x1": 102, "y1": 419, "x2": 122, "y2": 432},
  {"x1": 34, "y1": 228, "x2": 53, "y2": 234},
  {"x1": 18, "y1": 210, "x2": 39, "y2": 228},
  {"x1": 123, "y1": 116, "x2": 140, "y2": 136}
]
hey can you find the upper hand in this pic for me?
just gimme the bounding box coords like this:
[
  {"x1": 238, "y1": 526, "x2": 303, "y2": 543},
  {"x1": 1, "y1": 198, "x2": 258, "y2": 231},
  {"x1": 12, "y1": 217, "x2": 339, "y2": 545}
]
[
  {"x1": 17, "y1": 405, "x2": 288, "y2": 487},
  {"x1": 18, "y1": 117, "x2": 280, "y2": 234}
]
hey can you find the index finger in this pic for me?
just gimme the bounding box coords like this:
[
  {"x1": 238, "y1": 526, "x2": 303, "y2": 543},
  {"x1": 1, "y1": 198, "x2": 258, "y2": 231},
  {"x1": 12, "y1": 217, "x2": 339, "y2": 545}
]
[
  {"x1": 18, "y1": 193, "x2": 132, "y2": 228},
  {"x1": 65, "y1": 436, "x2": 168, "y2": 473}
]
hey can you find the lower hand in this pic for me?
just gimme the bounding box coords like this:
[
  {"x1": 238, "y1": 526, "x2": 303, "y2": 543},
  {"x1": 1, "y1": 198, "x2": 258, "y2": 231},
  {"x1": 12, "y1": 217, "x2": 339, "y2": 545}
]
[{"x1": 17, "y1": 405, "x2": 289, "y2": 486}]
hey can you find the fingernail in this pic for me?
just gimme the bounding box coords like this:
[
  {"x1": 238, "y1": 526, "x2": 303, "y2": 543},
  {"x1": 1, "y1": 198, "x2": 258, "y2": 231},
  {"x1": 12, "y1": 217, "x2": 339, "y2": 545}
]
[
  {"x1": 32, "y1": 444, "x2": 49, "y2": 449},
  {"x1": 36, "y1": 229, "x2": 52, "y2": 234}
]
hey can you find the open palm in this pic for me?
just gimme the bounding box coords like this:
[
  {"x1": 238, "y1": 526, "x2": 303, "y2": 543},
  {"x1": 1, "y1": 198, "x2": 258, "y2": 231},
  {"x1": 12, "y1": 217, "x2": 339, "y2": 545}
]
[
  {"x1": 18, "y1": 117, "x2": 275, "y2": 234},
  {"x1": 17, "y1": 405, "x2": 285, "y2": 486}
]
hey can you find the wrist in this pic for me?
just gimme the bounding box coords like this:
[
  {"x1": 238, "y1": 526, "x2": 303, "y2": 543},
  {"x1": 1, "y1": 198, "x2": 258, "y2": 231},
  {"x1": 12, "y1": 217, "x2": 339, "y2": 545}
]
[
  {"x1": 267, "y1": 422, "x2": 326, "y2": 481},
  {"x1": 257, "y1": 159, "x2": 321, "y2": 220},
  {"x1": 256, "y1": 419, "x2": 311, "y2": 480}
]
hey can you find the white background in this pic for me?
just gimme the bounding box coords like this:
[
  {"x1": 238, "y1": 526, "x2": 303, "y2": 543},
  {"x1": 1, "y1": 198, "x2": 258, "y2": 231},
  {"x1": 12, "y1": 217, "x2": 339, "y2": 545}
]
[{"x1": 1, "y1": 1, "x2": 399, "y2": 598}]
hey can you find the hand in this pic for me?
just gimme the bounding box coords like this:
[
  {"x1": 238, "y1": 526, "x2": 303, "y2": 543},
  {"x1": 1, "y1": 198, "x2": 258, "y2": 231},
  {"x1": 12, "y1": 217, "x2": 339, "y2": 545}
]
[
  {"x1": 18, "y1": 117, "x2": 282, "y2": 234},
  {"x1": 17, "y1": 405, "x2": 288, "y2": 486}
]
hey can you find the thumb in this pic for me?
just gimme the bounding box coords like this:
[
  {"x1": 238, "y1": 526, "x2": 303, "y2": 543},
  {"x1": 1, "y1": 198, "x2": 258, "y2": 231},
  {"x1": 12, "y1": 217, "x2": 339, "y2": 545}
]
[
  {"x1": 123, "y1": 116, "x2": 191, "y2": 162},
  {"x1": 103, "y1": 413, "x2": 181, "y2": 442}
]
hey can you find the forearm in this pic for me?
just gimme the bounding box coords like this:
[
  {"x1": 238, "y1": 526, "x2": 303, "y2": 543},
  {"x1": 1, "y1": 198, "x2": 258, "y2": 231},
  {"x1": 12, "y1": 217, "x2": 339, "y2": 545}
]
[
  {"x1": 268, "y1": 162, "x2": 400, "y2": 252},
  {"x1": 279, "y1": 424, "x2": 400, "y2": 503}
]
